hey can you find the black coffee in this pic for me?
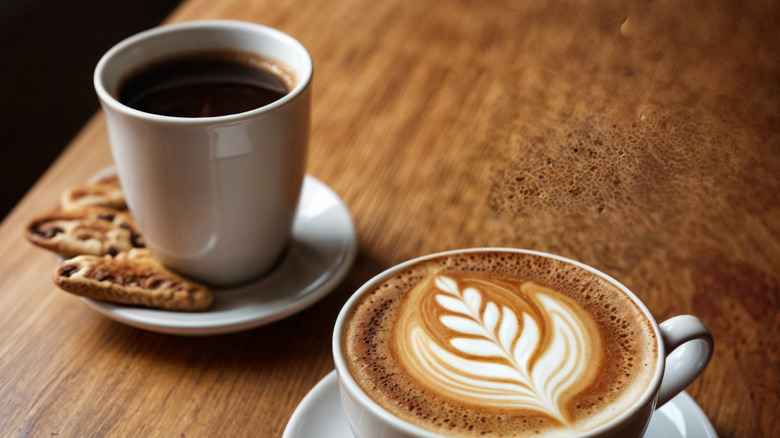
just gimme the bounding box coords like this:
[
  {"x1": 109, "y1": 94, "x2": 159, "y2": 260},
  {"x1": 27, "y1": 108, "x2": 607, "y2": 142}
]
[{"x1": 118, "y1": 50, "x2": 292, "y2": 117}]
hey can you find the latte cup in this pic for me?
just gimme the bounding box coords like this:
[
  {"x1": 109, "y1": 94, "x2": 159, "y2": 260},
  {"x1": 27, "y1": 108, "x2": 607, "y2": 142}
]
[
  {"x1": 94, "y1": 20, "x2": 312, "y2": 287},
  {"x1": 333, "y1": 248, "x2": 713, "y2": 438}
]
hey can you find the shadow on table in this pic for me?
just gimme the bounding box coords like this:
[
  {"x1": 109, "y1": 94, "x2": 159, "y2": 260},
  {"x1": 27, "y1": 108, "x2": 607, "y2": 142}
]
[{"x1": 0, "y1": 0, "x2": 180, "y2": 221}]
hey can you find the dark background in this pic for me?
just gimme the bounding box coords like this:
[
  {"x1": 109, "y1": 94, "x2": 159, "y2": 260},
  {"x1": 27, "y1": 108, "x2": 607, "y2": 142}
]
[{"x1": 0, "y1": 0, "x2": 181, "y2": 221}]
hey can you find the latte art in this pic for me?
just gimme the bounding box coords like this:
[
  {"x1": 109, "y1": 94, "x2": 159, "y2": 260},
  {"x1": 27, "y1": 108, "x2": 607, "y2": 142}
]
[
  {"x1": 344, "y1": 251, "x2": 657, "y2": 437},
  {"x1": 398, "y1": 276, "x2": 601, "y2": 428}
]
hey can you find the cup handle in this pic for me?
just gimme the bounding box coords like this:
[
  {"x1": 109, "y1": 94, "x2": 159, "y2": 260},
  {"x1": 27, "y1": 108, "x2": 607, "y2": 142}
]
[{"x1": 656, "y1": 315, "x2": 714, "y2": 408}]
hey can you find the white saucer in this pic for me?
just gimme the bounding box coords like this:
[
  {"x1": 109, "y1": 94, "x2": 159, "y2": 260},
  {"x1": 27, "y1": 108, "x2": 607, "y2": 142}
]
[
  {"x1": 81, "y1": 175, "x2": 357, "y2": 336},
  {"x1": 283, "y1": 371, "x2": 718, "y2": 438}
]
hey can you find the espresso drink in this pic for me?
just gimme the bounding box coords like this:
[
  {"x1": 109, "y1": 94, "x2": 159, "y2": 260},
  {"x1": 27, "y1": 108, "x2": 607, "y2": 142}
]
[
  {"x1": 343, "y1": 251, "x2": 658, "y2": 437},
  {"x1": 118, "y1": 50, "x2": 293, "y2": 117}
]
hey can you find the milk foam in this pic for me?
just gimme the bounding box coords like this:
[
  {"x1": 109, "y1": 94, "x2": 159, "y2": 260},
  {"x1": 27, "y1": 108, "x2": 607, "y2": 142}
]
[
  {"x1": 344, "y1": 251, "x2": 658, "y2": 437},
  {"x1": 398, "y1": 276, "x2": 599, "y2": 429}
]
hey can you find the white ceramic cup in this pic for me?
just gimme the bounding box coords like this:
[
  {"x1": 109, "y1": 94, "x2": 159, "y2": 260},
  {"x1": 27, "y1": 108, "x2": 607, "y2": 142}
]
[
  {"x1": 94, "y1": 20, "x2": 312, "y2": 287},
  {"x1": 332, "y1": 248, "x2": 714, "y2": 438}
]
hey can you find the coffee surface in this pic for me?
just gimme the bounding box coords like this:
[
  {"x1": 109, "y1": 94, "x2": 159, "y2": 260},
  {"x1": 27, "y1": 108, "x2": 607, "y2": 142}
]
[
  {"x1": 118, "y1": 50, "x2": 292, "y2": 117},
  {"x1": 344, "y1": 251, "x2": 658, "y2": 437}
]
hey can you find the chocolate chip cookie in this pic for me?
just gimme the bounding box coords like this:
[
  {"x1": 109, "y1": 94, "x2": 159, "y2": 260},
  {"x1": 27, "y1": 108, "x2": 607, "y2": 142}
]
[
  {"x1": 54, "y1": 249, "x2": 214, "y2": 311},
  {"x1": 60, "y1": 174, "x2": 126, "y2": 211},
  {"x1": 26, "y1": 206, "x2": 145, "y2": 258}
]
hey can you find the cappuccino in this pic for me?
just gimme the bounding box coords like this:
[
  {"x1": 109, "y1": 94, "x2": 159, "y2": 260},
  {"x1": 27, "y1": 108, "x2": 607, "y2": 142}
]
[{"x1": 342, "y1": 251, "x2": 658, "y2": 437}]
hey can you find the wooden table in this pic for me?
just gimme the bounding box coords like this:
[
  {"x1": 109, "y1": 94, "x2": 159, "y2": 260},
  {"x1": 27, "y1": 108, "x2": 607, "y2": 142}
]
[{"x1": 1, "y1": 0, "x2": 777, "y2": 436}]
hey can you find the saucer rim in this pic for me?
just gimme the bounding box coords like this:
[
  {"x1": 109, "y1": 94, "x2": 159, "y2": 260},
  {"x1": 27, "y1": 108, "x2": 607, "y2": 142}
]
[
  {"x1": 80, "y1": 174, "x2": 357, "y2": 336},
  {"x1": 282, "y1": 370, "x2": 718, "y2": 438}
]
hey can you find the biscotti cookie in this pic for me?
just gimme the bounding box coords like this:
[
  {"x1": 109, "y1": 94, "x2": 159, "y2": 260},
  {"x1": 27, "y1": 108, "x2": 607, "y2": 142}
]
[
  {"x1": 26, "y1": 206, "x2": 145, "y2": 258},
  {"x1": 53, "y1": 249, "x2": 214, "y2": 311},
  {"x1": 60, "y1": 174, "x2": 126, "y2": 211}
]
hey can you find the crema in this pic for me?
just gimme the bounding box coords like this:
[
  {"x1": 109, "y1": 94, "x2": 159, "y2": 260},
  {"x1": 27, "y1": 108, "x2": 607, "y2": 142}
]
[{"x1": 343, "y1": 251, "x2": 657, "y2": 437}]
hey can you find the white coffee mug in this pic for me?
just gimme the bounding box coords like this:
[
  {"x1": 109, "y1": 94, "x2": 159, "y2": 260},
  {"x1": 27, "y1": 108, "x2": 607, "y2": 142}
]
[
  {"x1": 332, "y1": 248, "x2": 713, "y2": 437},
  {"x1": 94, "y1": 20, "x2": 312, "y2": 287}
]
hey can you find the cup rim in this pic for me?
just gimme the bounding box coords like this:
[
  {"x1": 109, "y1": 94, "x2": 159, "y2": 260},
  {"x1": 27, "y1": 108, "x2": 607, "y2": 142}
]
[
  {"x1": 332, "y1": 247, "x2": 666, "y2": 437},
  {"x1": 93, "y1": 19, "x2": 313, "y2": 125}
]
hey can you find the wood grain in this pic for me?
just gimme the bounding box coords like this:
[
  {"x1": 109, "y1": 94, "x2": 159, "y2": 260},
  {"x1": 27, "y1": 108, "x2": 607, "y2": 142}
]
[{"x1": 1, "y1": 0, "x2": 778, "y2": 437}]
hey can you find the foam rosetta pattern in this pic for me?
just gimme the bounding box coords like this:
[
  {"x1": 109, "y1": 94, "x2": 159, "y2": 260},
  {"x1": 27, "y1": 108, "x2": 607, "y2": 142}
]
[{"x1": 397, "y1": 275, "x2": 602, "y2": 429}]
